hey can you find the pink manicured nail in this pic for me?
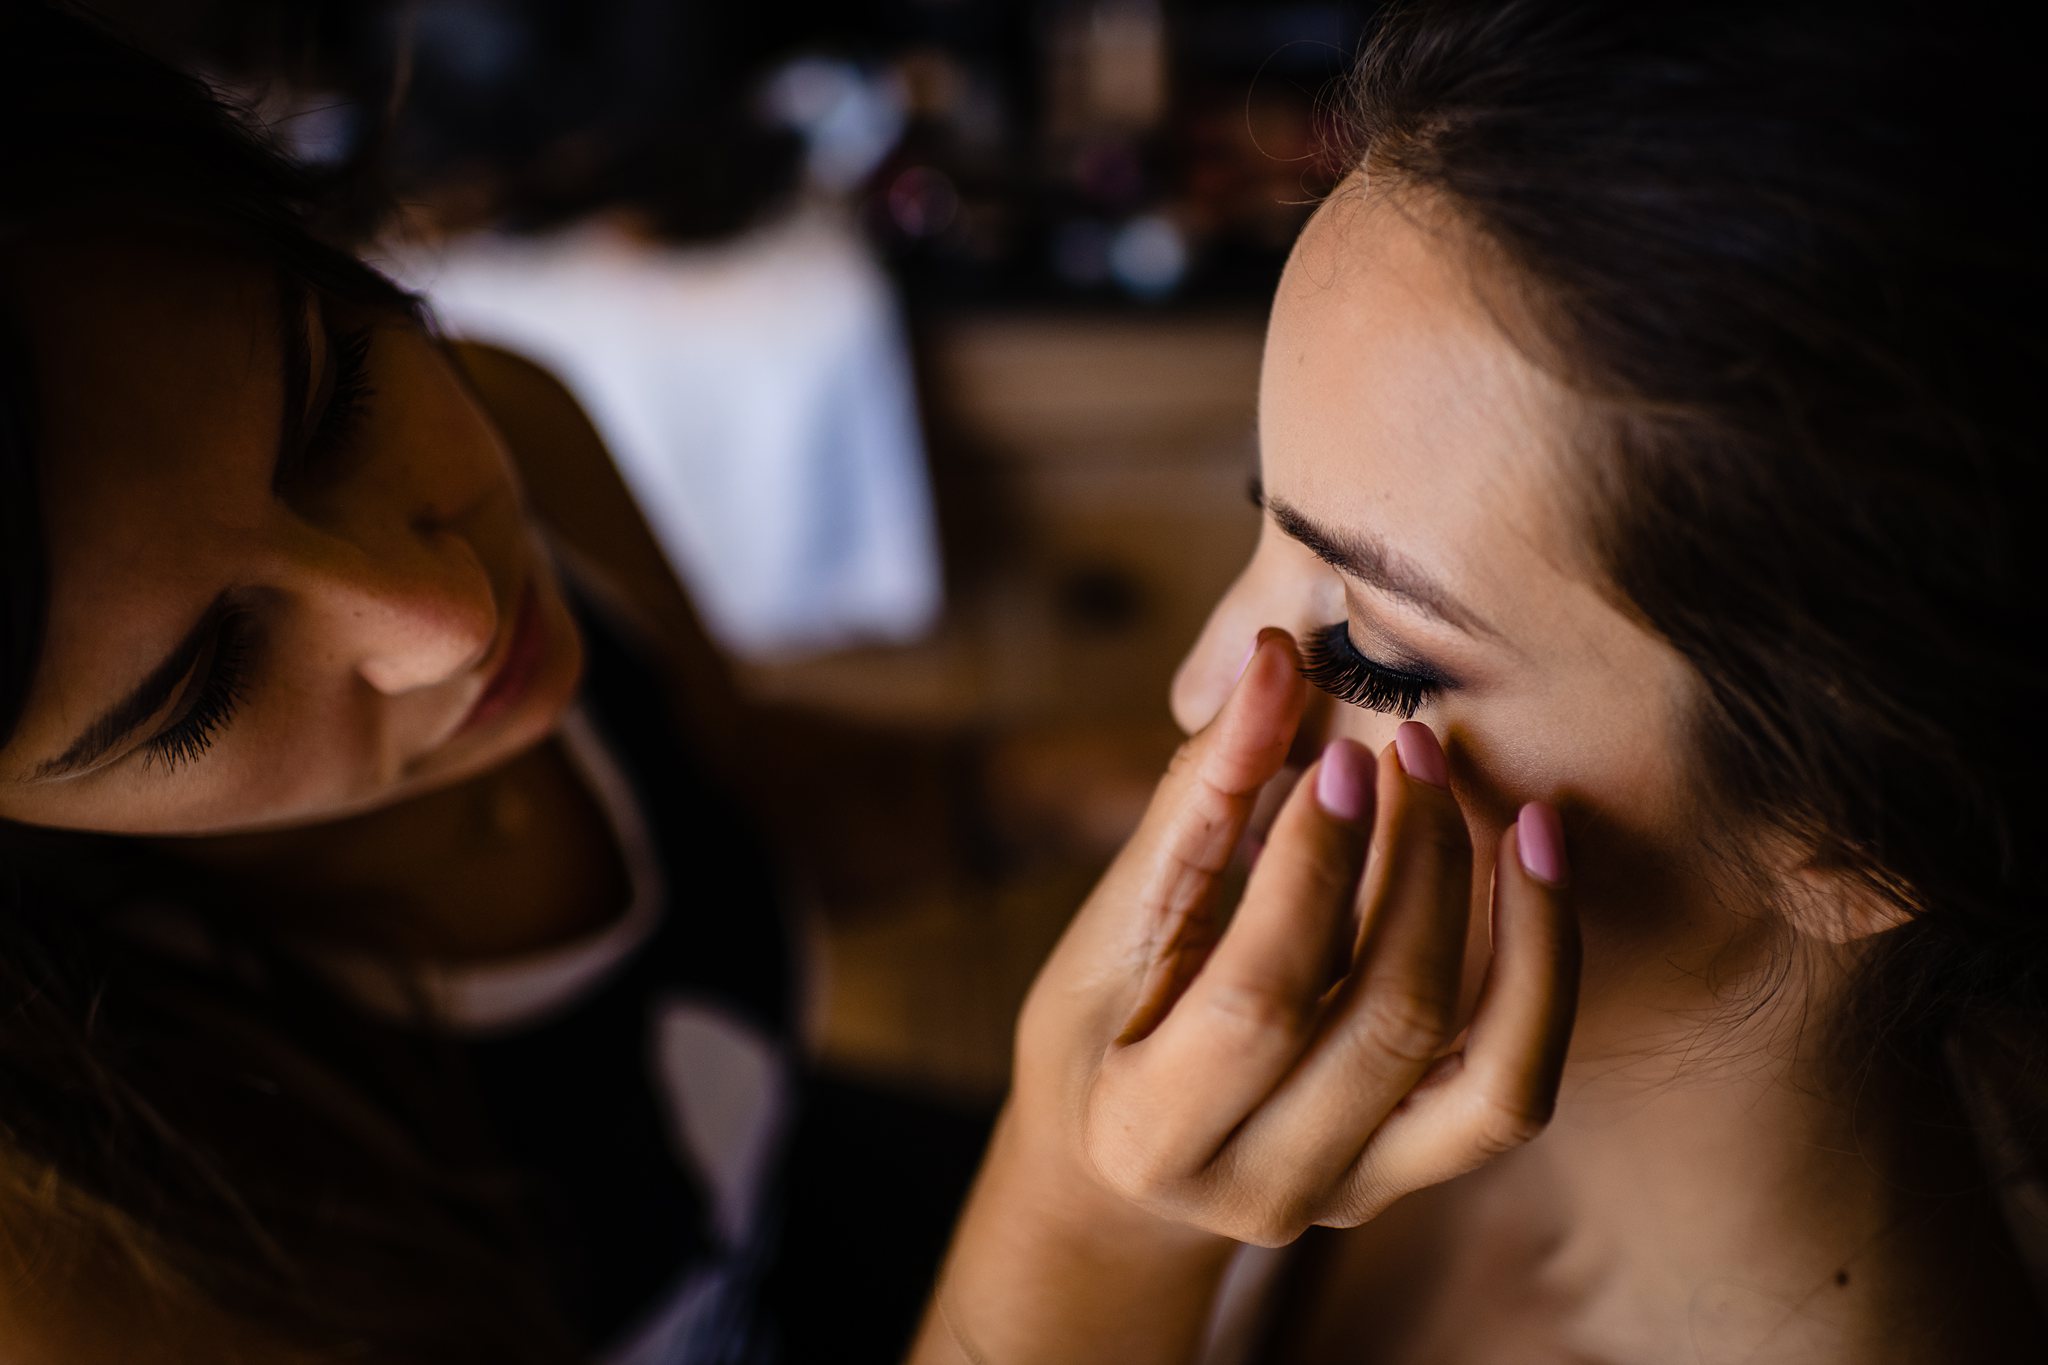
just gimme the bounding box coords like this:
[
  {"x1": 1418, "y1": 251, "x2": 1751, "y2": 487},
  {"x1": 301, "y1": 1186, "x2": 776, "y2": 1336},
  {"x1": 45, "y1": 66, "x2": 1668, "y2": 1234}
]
[
  {"x1": 1393, "y1": 721, "x2": 1449, "y2": 789},
  {"x1": 1315, "y1": 739, "x2": 1372, "y2": 821},
  {"x1": 1234, "y1": 639, "x2": 1258, "y2": 682},
  {"x1": 1517, "y1": 802, "x2": 1568, "y2": 886}
]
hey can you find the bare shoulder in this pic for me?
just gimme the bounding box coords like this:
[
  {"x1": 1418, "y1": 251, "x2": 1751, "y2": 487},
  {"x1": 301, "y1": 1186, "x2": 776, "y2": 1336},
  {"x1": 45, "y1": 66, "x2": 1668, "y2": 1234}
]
[{"x1": 450, "y1": 340, "x2": 701, "y2": 647}]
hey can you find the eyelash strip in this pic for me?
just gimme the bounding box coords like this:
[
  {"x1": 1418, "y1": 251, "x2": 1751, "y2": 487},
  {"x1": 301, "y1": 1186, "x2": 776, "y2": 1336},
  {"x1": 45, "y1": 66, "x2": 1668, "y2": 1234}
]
[
  {"x1": 142, "y1": 611, "x2": 257, "y2": 773},
  {"x1": 1299, "y1": 621, "x2": 1442, "y2": 719}
]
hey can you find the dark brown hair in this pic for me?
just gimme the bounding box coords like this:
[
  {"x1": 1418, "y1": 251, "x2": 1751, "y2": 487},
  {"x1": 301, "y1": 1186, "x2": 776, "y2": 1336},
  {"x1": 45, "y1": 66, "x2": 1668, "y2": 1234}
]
[
  {"x1": 2, "y1": 5, "x2": 578, "y2": 1359},
  {"x1": 1350, "y1": 0, "x2": 2047, "y2": 1139}
]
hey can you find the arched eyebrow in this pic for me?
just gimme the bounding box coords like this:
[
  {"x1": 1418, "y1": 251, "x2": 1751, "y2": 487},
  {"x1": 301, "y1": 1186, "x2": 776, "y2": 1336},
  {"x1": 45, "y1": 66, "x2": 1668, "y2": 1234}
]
[
  {"x1": 1252, "y1": 478, "x2": 1498, "y2": 638},
  {"x1": 27, "y1": 590, "x2": 235, "y2": 781}
]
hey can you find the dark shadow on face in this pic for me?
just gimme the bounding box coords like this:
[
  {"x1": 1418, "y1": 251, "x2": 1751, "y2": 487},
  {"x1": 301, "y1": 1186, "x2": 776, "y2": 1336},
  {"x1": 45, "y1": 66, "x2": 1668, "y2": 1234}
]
[{"x1": 0, "y1": 230, "x2": 584, "y2": 837}]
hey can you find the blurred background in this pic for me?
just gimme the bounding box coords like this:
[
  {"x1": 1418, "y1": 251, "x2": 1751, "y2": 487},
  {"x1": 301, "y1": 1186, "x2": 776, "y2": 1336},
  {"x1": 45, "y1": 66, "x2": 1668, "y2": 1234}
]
[{"x1": 98, "y1": 0, "x2": 1368, "y2": 1105}]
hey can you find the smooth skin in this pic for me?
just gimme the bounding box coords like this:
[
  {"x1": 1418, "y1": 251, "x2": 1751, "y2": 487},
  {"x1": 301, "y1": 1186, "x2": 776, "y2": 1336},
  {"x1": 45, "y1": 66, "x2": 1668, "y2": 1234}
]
[
  {"x1": 0, "y1": 223, "x2": 977, "y2": 1357},
  {"x1": 909, "y1": 627, "x2": 1577, "y2": 1365},
  {"x1": 910, "y1": 183, "x2": 2041, "y2": 1363},
  {"x1": 1, "y1": 196, "x2": 2035, "y2": 1358},
  {"x1": 0, "y1": 229, "x2": 741, "y2": 1356}
]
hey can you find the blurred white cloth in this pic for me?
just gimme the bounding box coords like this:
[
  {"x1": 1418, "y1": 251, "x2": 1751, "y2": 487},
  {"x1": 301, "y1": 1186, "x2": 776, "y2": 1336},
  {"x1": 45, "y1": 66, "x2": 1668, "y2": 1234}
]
[{"x1": 379, "y1": 208, "x2": 942, "y2": 656}]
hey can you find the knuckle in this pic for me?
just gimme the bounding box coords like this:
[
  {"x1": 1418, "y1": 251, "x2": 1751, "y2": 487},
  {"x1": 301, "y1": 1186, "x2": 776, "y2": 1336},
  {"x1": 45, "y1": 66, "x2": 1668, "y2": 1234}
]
[
  {"x1": 1467, "y1": 1091, "x2": 1552, "y2": 1157},
  {"x1": 1355, "y1": 989, "x2": 1456, "y2": 1068},
  {"x1": 1083, "y1": 1108, "x2": 1183, "y2": 1204},
  {"x1": 1205, "y1": 1160, "x2": 1317, "y2": 1248},
  {"x1": 1238, "y1": 1220, "x2": 1306, "y2": 1250},
  {"x1": 1326, "y1": 1168, "x2": 1395, "y2": 1229},
  {"x1": 1315, "y1": 1194, "x2": 1377, "y2": 1231},
  {"x1": 1089, "y1": 1137, "x2": 1178, "y2": 1205},
  {"x1": 1221, "y1": 1201, "x2": 1312, "y2": 1249},
  {"x1": 1179, "y1": 779, "x2": 1238, "y2": 847},
  {"x1": 1289, "y1": 835, "x2": 1363, "y2": 902},
  {"x1": 1386, "y1": 790, "x2": 1468, "y2": 854},
  {"x1": 1413, "y1": 807, "x2": 1475, "y2": 868},
  {"x1": 1145, "y1": 772, "x2": 1239, "y2": 881},
  {"x1": 1091, "y1": 1148, "x2": 1168, "y2": 1206},
  {"x1": 1163, "y1": 735, "x2": 1206, "y2": 784},
  {"x1": 1200, "y1": 979, "x2": 1317, "y2": 1045}
]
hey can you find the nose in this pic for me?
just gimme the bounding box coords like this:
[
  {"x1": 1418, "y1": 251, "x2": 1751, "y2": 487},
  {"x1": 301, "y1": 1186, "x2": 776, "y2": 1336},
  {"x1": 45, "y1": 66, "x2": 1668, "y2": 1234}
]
[
  {"x1": 1169, "y1": 557, "x2": 1279, "y2": 735},
  {"x1": 1169, "y1": 625, "x2": 1241, "y2": 736},
  {"x1": 1169, "y1": 605, "x2": 1340, "y2": 760},
  {"x1": 287, "y1": 511, "x2": 498, "y2": 697}
]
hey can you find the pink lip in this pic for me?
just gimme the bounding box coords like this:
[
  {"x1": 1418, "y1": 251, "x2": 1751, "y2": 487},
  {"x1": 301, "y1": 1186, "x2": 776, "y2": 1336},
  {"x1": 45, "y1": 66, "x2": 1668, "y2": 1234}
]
[{"x1": 453, "y1": 584, "x2": 544, "y2": 738}]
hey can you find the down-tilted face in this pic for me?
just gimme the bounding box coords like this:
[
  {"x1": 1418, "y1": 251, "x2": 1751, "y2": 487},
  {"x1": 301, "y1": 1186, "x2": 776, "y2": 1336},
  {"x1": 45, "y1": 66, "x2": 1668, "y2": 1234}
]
[
  {"x1": 0, "y1": 232, "x2": 582, "y2": 836},
  {"x1": 1171, "y1": 183, "x2": 1768, "y2": 1063}
]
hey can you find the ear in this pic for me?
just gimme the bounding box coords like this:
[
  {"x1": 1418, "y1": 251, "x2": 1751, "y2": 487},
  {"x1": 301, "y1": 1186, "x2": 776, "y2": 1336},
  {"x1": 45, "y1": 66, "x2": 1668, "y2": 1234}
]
[{"x1": 1784, "y1": 862, "x2": 1916, "y2": 946}]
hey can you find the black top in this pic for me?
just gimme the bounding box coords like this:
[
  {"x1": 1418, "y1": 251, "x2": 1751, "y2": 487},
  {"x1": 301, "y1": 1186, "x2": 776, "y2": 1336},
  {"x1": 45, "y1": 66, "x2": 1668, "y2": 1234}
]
[{"x1": 448, "y1": 580, "x2": 800, "y2": 1363}]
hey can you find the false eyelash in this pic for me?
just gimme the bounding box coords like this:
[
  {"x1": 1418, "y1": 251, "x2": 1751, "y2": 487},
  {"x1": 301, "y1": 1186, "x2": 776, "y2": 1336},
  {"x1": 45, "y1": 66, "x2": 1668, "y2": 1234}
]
[
  {"x1": 142, "y1": 611, "x2": 256, "y2": 773},
  {"x1": 1299, "y1": 621, "x2": 1440, "y2": 719},
  {"x1": 311, "y1": 326, "x2": 375, "y2": 459}
]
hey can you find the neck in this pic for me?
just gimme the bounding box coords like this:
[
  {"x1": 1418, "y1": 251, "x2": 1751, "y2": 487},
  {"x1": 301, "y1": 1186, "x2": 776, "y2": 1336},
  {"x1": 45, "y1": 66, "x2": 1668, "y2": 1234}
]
[
  {"x1": 145, "y1": 738, "x2": 615, "y2": 960},
  {"x1": 1480, "y1": 973, "x2": 2034, "y2": 1361}
]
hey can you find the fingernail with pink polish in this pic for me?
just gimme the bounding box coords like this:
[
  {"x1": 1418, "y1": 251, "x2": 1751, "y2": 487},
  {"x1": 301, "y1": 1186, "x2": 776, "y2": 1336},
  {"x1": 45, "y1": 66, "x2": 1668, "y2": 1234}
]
[
  {"x1": 1315, "y1": 739, "x2": 1372, "y2": 821},
  {"x1": 1393, "y1": 721, "x2": 1449, "y2": 789},
  {"x1": 1517, "y1": 802, "x2": 1568, "y2": 886},
  {"x1": 1234, "y1": 639, "x2": 1258, "y2": 683}
]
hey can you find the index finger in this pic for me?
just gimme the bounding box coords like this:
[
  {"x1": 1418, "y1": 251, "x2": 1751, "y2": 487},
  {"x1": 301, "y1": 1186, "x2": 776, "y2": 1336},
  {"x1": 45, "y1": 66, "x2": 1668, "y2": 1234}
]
[{"x1": 1103, "y1": 627, "x2": 1308, "y2": 1041}]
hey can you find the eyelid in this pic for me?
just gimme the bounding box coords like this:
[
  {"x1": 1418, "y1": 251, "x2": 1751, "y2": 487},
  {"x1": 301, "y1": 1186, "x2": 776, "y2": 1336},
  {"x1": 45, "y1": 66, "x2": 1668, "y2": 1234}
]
[
  {"x1": 274, "y1": 291, "x2": 332, "y2": 491},
  {"x1": 1328, "y1": 589, "x2": 1455, "y2": 684},
  {"x1": 41, "y1": 670, "x2": 197, "y2": 782},
  {"x1": 1343, "y1": 620, "x2": 1449, "y2": 686},
  {"x1": 137, "y1": 610, "x2": 258, "y2": 774},
  {"x1": 58, "y1": 653, "x2": 212, "y2": 781},
  {"x1": 1300, "y1": 620, "x2": 1445, "y2": 718}
]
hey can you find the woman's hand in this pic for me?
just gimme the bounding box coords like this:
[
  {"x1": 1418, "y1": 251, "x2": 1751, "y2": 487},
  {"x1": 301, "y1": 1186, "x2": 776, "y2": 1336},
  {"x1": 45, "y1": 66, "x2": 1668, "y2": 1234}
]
[
  {"x1": 912, "y1": 628, "x2": 1578, "y2": 1365},
  {"x1": 1011, "y1": 626, "x2": 1580, "y2": 1247}
]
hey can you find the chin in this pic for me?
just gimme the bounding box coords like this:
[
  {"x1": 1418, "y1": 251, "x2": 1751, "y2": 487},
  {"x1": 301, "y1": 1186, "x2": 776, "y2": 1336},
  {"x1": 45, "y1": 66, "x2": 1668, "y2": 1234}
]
[
  {"x1": 411, "y1": 613, "x2": 586, "y2": 794},
  {"x1": 222, "y1": 619, "x2": 586, "y2": 838}
]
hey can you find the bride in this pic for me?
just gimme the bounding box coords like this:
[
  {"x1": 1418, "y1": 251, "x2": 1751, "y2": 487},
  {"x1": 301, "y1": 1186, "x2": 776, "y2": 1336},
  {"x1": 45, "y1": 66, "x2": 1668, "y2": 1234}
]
[{"x1": 912, "y1": 3, "x2": 2046, "y2": 1362}]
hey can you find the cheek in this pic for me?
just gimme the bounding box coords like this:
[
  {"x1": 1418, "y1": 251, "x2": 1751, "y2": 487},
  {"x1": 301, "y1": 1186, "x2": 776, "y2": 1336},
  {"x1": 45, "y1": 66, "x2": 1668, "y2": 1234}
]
[
  {"x1": 380, "y1": 338, "x2": 515, "y2": 519},
  {"x1": 1435, "y1": 722, "x2": 1707, "y2": 1030},
  {"x1": 137, "y1": 697, "x2": 386, "y2": 835},
  {"x1": 1439, "y1": 680, "x2": 1739, "y2": 1033}
]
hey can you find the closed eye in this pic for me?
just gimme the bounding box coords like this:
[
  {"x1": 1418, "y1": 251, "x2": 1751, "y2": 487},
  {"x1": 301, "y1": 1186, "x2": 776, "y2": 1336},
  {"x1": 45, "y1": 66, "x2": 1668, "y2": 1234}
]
[
  {"x1": 307, "y1": 325, "x2": 374, "y2": 469},
  {"x1": 1299, "y1": 621, "x2": 1444, "y2": 719},
  {"x1": 139, "y1": 607, "x2": 260, "y2": 774},
  {"x1": 275, "y1": 282, "x2": 378, "y2": 494}
]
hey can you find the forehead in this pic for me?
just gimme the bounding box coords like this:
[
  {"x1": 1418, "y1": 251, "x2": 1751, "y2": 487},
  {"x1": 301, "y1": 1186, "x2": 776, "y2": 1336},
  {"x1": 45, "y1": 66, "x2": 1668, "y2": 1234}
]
[
  {"x1": 1260, "y1": 186, "x2": 1587, "y2": 600},
  {"x1": 1, "y1": 235, "x2": 279, "y2": 758},
  {"x1": 8, "y1": 233, "x2": 279, "y2": 582},
  {"x1": 10, "y1": 232, "x2": 275, "y2": 505}
]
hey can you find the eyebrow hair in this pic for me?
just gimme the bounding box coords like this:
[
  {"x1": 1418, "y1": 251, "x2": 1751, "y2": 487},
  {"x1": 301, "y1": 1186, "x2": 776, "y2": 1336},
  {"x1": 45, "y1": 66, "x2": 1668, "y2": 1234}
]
[
  {"x1": 1253, "y1": 478, "x2": 1497, "y2": 637},
  {"x1": 29, "y1": 590, "x2": 237, "y2": 780}
]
